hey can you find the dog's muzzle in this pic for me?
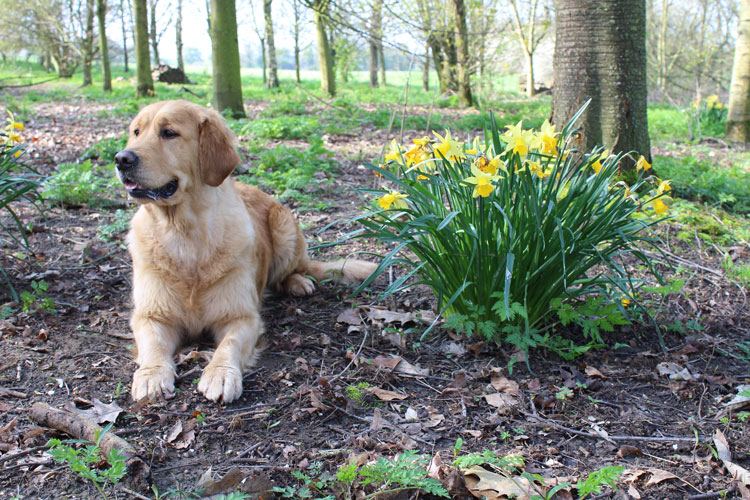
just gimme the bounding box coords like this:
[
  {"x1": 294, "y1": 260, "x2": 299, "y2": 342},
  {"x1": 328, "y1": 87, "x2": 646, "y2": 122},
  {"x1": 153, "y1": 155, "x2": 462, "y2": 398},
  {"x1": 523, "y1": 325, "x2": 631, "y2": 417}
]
[{"x1": 115, "y1": 149, "x2": 179, "y2": 200}]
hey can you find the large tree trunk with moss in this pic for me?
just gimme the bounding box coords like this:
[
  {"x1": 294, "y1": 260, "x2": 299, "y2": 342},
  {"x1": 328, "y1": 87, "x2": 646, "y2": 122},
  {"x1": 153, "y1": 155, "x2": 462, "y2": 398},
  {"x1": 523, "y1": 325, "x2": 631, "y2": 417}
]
[
  {"x1": 209, "y1": 0, "x2": 245, "y2": 118},
  {"x1": 552, "y1": 0, "x2": 650, "y2": 166},
  {"x1": 368, "y1": 0, "x2": 381, "y2": 88},
  {"x1": 82, "y1": 0, "x2": 96, "y2": 87},
  {"x1": 310, "y1": 0, "x2": 335, "y2": 96},
  {"x1": 176, "y1": 0, "x2": 184, "y2": 72},
  {"x1": 451, "y1": 0, "x2": 472, "y2": 107},
  {"x1": 264, "y1": 0, "x2": 279, "y2": 88},
  {"x1": 726, "y1": 0, "x2": 750, "y2": 142},
  {"x1": 148, "y1": 0, "x2": 160, "y2": 66},
  {"x1": 133, "y1": 0, "x2": 154, "y2": 96},
  {"x1": 97, "y1": 0, "x2": 112, "y2": 91}
]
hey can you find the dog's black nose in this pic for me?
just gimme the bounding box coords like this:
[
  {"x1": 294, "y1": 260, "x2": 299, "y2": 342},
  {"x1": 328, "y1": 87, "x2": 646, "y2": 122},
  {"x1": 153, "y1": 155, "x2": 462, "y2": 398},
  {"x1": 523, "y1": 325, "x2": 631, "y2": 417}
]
[{"x1": 115, "y1": 150, "x2": 139, "y2": 171}]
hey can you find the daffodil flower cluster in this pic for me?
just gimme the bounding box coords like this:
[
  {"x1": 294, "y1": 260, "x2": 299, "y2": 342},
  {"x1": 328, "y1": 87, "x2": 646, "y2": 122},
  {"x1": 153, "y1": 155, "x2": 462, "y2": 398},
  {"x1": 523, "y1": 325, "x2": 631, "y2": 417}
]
[{"x1": 2, "y1": 111, "x2": 25, "y2": 158}]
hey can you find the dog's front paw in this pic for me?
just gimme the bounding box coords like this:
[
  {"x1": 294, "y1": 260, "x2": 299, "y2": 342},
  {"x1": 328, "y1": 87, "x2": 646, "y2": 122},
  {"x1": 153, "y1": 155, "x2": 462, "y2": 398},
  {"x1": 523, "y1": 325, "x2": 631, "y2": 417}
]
[
  {"x1": 198, "y1": 365, "x2": 243, "y2": 403},
  {"x1": 284, "y1": 273, "x2": 315, "y2": 296},
  {"x1": 132, "y1": 365, "x2": 176, "y2": 401}
]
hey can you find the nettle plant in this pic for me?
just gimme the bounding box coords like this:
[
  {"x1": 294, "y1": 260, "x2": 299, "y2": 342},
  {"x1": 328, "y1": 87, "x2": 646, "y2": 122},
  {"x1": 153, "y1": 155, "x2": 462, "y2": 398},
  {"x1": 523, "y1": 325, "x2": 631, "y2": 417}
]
[{"x1": 355, "y1": 106, "x2": 672, "y2": 358}]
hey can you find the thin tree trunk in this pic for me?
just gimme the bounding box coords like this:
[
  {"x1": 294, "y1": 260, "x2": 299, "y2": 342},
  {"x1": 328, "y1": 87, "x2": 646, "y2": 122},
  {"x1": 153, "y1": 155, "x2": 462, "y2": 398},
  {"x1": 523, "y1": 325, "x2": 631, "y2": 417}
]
[
  {"x1": 378, "y1": 40, "x2": 386, "y2": 86},
  {"x1": 260, "y1": 36, "x2": 266, "y2": 84},
  {"x1": 293, "y1": 0, "x2": 301, "y2": 83},
  {"x1": 209, "y1": 0, "x2": 245, "y2": 117},
  {"x1": 422, "y1": 44, "x2": 430, "y2": 91},
  {"x1": 133, "y1": 0, "x2": 154, "y2": 95},
  {"x1": 264, "y1": 0, "x2": 279, "y2": 88},
  {"x1": 452, "y1": 0, "x2": 473, "y2": 106},
  {"x1": 727, "y1": 0, "x2": 750, "y2": 142},
  {"x1": 82, "y1": 0, "x2": 96, "y2": 87},
  {"x1": 368, "y1": 0, "x2": 381, "y2": 88},
  {"x1": 121, "y1": 0, "x2": 130, "y2": 72},
  {"x1": 428, "y1": 36, "x2": 446, "y2": 93},
  {"x1": 312, "y1": 0, "x2": 335, "y2": 96},
  {"x1": 97, "y1": 0, "x2": 112, "y2": 91},
  {"x1": 149, "y1": 0, "x2": 160, "y2": 66},
  {"x1": 176, "y1": 0, "x2": 184, "y2": 72},
  {"x1": 552, "y1": 0, "x2": 650, "y2": 165}
]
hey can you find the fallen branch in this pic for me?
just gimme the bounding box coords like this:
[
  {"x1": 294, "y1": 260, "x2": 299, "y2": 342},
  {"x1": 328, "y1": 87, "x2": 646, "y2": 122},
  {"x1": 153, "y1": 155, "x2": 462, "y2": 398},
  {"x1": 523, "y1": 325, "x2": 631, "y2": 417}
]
[
  {"x1": 522, "y1": 412, "x2": 709, "y2": 443},
  {"x1": 29, "y1": 402, "x2": 151, "y2": 492},
  {"x1": 0, "y1": 76, "x2": 60, "y2": 89}
]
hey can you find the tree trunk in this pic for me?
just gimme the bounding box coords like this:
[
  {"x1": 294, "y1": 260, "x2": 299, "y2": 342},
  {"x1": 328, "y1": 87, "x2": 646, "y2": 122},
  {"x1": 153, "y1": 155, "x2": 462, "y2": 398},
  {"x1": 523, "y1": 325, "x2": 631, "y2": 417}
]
[
  {"x1": 422, "y1": 44, "x2": 430, "y2": 91},
  {"x1": 368, "y1": 0, "x2": 381, "y2": 88},
  {"x1": 97, "y1": 0, "x2": 112, "y2": 91},
  {"x1": 133, "y1": 0, "x2": 154, "y2": 95},
  {"x1": 727, "y1": 0, "x2": 750, "y2": 142},
  {"x1": 121, "y1": 0, "x2": 130, "y2": 73},
  {"x1": 293, "y1": 0, "x2": 301, "y2": 83},
  {"x1": 428, "y1": 36, "x2": 446, "y2": 93},
  {"x1": 260, "y1": 36, "x2": 266, "y2": 84},
  {"x1": 312, "y1": 0, "x2": 335, "y2": 96},
  {"x1": 209, "y1": 0, "x2": 245, "y2": 117},
  {"x1": 452, "y1": 0, "x2": 473, "y2": 107},
  {"x1": 524, "y1": 50, "x2": 535, "y2": 97},
  {"x1": 82, "y1": 0, "x2": 96, "y2": 87},
  {"x1": 176, "y1": 0, "x2": 184, "y2": 72},
  {"x1": 264, "y1": 0, "x2": 279, "y2": 88},
  {"x1": 552, "y1": 0, "x2": 650, "y2": 166},
  {"x1": 149, "y1": 0, "x2": 160, "y2": 66}
]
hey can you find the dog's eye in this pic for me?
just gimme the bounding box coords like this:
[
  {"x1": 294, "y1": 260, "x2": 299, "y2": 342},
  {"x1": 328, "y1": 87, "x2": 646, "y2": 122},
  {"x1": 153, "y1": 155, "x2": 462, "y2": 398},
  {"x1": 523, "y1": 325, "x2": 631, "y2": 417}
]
[
  {"x1": 133, "y1": 128, "x2": 140, "y2": 137},
  {"x1": 161, "y1": 128, "x2": 179, "y2": 139}
]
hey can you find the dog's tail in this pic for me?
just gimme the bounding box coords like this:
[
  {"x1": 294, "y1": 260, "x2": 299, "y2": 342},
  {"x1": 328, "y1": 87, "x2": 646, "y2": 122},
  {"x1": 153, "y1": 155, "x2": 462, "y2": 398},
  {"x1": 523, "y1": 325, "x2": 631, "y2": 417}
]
[{"x1": 302, "y1": 258, "x2": 378, "y2": 284}]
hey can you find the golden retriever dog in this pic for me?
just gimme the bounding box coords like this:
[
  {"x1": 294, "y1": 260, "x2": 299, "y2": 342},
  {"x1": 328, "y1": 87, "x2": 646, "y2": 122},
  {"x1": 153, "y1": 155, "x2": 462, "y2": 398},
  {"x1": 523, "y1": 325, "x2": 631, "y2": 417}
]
[{"x1": 114, "y1": 100, "x2": 375, "y2": 403}]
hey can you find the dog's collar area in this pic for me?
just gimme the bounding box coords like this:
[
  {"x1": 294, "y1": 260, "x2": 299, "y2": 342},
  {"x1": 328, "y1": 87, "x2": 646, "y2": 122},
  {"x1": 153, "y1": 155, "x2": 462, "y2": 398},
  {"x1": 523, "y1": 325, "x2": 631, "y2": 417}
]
[{"x1": 128, "y1": 179, "x2": 179, "y2": 201}]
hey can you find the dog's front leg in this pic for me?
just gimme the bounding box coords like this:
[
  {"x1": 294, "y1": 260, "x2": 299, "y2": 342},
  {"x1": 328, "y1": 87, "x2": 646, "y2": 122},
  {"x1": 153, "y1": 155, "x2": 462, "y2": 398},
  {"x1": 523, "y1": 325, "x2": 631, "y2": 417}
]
[
  {"x1": 198, "y1": 314, "x2": 262, "y2": 403},
  {"x1": 131, "y1": 317, "x2": 180, "y2": 401}
]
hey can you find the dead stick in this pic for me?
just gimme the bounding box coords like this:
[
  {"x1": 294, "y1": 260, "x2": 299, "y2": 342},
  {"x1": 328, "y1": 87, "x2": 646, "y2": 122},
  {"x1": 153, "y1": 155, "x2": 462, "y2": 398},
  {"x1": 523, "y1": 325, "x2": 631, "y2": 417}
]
[{"x1": 29, "y1": 402, "x2": 151, "y2": 492}]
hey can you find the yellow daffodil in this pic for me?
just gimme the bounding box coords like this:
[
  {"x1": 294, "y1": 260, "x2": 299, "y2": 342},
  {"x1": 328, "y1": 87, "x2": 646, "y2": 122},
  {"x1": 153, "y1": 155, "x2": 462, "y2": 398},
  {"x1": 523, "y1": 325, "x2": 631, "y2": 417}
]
[
  {"x1": 590, "y1": 150, "x2": 610, "y2": 174},
  {"x1": 500, "y1": 121, "x2": 534, "y2": 157},
  {"x1": 474, "y1": 155, "x2": 505, "y2": 176},
  {"x1": 532, "y1": 119, "x2": 559, "y2": 156},
  {"x1": 526, "y1": 160, "x2": 551, "y2": 179},
  {"x1": 465, "y1": 137, "x2": 482, "y2": 156},
  {"x1": 656, "y1": 178, "x2": 671, "y2": 195},
  {"x1": 463, "y1": 165, "x2": 502, "y2": 198},
  {"x1": 8, "y1": 133, "x2": 22, "y2": 143},
  {"x1": 636, "y1": 155, "x2": 651, "y2": 172},
  {"x1": 378, "y1": 190, "x2": 409, "y2": 210},
  {"x1": 621, "y1": 298, "x2": 631, "y2": 307},
  {"x1": 433, "y1": 130, "x2": 465, "y2": 161},
  {"x1": 653, "y1": 198, "x2": 668, "y2": 214},
  {"x1": 413, "y1": 136, "x2": 431, "y2": 147},
  {"x1": 404, "y1": 144, "x2": 429, "y2": 166},
  {"x1": 384, "y1": 139, "x2": 408, "y2": 166},
  {"x1": 706, "y1": 94, "x2": 720, "y2": 108},
  {"x1": 12, "y1": 121, "x2": 23, "y2": 130}
]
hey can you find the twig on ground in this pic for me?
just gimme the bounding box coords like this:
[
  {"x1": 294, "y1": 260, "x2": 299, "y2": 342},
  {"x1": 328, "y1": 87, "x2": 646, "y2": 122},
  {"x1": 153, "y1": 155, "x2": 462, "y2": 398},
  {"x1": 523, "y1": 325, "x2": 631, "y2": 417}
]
[
  {"x1": 119, "y1": 486, "x2": 153, "y2": 500},
  {"x1": 522, "y1": 412, "x2": 708, "y2": 443},
  {"x1": 0, "y1": 445, "x2": 48, "y2": 465},
  {"x1": 29, "y1": 402, "x2": 151, "y2": 492}
]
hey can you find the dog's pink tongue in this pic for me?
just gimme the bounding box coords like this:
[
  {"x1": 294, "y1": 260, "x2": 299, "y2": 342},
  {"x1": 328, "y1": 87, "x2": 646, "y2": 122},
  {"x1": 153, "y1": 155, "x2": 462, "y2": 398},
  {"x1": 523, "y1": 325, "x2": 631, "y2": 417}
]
[{"x1": 124, "y1": 181, "x2": 138, "y2": 190}]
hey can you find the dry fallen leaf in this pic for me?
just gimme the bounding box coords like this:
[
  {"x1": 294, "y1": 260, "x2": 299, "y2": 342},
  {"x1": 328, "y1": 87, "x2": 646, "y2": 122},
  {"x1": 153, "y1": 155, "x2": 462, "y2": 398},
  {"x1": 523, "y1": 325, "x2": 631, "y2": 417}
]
[
  {"x1": 584, "y1": 366, "x2": 606, "y2": 379},
  {"x1": 713, "y1": 429, "x2": 750, "y2": 486},
  {"x1": 484, "y1": 392, "x2": 518, "y2": 414},
  {"x1": 336, "y1": 308, "x2": 362, "y2": 326},
  {"x1": 366, "y1": 387, "x2": 408, "y2": 401},
  {"x1": 166, "y1": 419, "x2": 196, "y2": 449},
  {"x1": 463, "y1": 466, "x2": 533, "y2": 500},
  {"x1": 367, "y1": 308, "x2": 417, "y2": 325},
  {"x1": 644, "y1": 468, "x2": 678, "y2": 488},
  {"x1": 490, "y1": 373, "x2": 520, "y2": 395},
  {"x1": 66, "y1": 398, "x2": 122, "y2": 424},
  {"x1": 656, "y1": 362, "x2": 697, "y2": 381},
  {"x1": 197, "y1": 466, "x2": 246, "y2": 496}
]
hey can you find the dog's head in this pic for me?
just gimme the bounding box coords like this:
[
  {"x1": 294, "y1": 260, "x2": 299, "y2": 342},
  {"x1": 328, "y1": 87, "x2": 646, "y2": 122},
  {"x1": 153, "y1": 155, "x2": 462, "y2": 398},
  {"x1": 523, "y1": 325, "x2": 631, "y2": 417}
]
[{"x1": 114, "y1": 100, "x2": 241, "y2": 205}]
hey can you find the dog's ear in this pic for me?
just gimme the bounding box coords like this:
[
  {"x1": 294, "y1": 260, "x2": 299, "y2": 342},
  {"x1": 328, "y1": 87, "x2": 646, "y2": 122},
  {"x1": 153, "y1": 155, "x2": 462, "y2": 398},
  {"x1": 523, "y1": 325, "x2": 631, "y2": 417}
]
[{"x1": 199, "y1": 110, "x2": 241, "y2": 187}]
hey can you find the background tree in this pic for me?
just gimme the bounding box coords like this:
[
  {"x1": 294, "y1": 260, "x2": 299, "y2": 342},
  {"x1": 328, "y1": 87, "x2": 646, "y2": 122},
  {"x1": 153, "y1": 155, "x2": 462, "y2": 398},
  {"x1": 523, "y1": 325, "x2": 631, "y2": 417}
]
[
  {"x1": 175, "y1": 0, "x2": 184, "y2": 72},
  {"x1": 727, "y1": 0, "x2": 750, "y2": 141},
  {"x1": 148, "y1": 0, "x2": 160, "y2": 66},
  {"x1": 303, "y1": 0, "x2": 335, "y2": 96},
  {"x1": 508, "y1": 0, "x2": 551, "y2": 97},
  {"x1": 209, "y1": 0, "x2": 245, "y2": 117},
  {"x1": 552, "y1": 0, "x2": 651, "y2": 164},
  {"x1": 369, "y1": 0, "x2": 382, "y2": 88},
  {"x1": 264, "y1": 0, "x2": 280, "y2": 88},
  {"x1": 81, "y1": 0, "x2": 97, "y2": 86},
  {"x1": 452, "y1": 0, "x2": 473, "y2": 106},
  {"x1": 120, "y1": 0, "x2": 131, "y2": 72},
  {"x1": 97, "y1": 0, "x2": 112, "y2": 91},
  {"x1": 133, "y1": 0, "x2": 154, "y2": 95}
]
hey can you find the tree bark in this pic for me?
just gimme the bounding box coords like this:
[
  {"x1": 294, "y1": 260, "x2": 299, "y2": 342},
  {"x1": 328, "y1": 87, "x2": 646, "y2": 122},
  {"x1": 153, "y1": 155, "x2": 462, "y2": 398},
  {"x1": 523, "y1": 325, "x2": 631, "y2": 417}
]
[
  {"x1": 264, "y1": 0, "x2": 279, "y2": 88},
  {"x1": 210, "y1": 0, "x2": 245, "y2": 117},
  {"x1": 423, "y1": 44, "x2": 430, "y2": 91},
  {"x1": 726, "y1": 0, "x2": 750, "y2": 142},
  {"x1": 311, "y1": 0, "x2": 335, "y2": 96},
  {"x1": 149, "y1": 0, "x2": 160, "y2": 66},
  {"x1": 552, "y1": 0, "x2": 650, "y2": 166},
  {"x1": 121, "y1": 0, "x2": 130, "y2": 73},
  {"x1": 82, "y1": 0, "x2": 96, "y2": 87},
  {"x1": 368, "y1": 0, "x2": 382, "y2": 88},
  {"x1": 97, "y1": 0, "x2": 112, "y2": 91},
  {"x1": 133, "y1": 0, "x2": 154, "y2": 95},
  {"x1": 293, "y1": 0, "x2": 301, "y2": 83},
  {"x1": 378, "y1": 38, "x2": 386, "y2": 86},
  {"x1": 176, "y1": 0, "x2": 184, "y2": 72},
  {"x1": 451, "y1": 0, "x2": 473, "y2": 107}
]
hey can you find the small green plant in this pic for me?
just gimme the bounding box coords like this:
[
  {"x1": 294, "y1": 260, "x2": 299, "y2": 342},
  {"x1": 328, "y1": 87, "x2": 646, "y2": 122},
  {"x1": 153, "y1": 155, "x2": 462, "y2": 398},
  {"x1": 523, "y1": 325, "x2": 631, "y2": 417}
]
[
  {"x1": 234, "y1": 115, "x2": 321, "y2": 140},
  {"x1": 345, "y1": 382, "x2": 371, "y2": 405},
  {"x1": 97, "y1": 209, "x2": 132, "y2": 243},
  {"x1": 723, "y1": 257, "x2": 750, "y2": 288},
  {"x1": 574, "y1": 465, "x2": 625, "y2": 499},
  {"x1": 81, "y1": 135, "x2": 128, "y2": 163},
  {"x1": 273, "y1": 461, "x2": 336, "y2": 500},
  {"x1": 356, "y1": 106, "x2": 668, "y2": 358},
  {"x1": 43, "y1": 160, "x2": 121, "y2": 207},
  {"x1": 20, "y1": 280, "x2": 55, "y2": 313},
  {"x1": 555, "y1": 386, "x2": 574, "y2": 401},
  {"x1": 46, "y1": 424, "x2": 127, "y2": 499},
  {"x1": 738, "y1": 412, "x2": 749, "y2": 423},
  {"x1": 357, "y1": 450, "x2": 448, "y2": 498}
]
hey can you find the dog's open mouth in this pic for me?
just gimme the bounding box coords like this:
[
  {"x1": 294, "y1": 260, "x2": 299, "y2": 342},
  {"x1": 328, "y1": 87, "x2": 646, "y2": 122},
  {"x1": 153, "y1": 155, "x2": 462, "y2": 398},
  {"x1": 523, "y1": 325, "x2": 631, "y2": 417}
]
[{"x1": 124, "y1": 179, "x2": 179, "y2": 201}]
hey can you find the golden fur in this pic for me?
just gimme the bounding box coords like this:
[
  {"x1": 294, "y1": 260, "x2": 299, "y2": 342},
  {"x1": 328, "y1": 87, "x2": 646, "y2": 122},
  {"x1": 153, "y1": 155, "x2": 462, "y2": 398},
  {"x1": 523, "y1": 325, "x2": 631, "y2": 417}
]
[{"x1": 117, "y1": 100, "x2": 375, "y2": 403}]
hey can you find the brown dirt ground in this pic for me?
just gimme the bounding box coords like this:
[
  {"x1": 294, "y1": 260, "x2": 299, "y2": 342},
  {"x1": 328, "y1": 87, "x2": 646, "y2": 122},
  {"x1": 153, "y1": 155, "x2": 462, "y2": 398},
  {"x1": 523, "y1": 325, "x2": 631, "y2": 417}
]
[{"x1": 0, "y1": 92, "x2": 748, "y2": 500}]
